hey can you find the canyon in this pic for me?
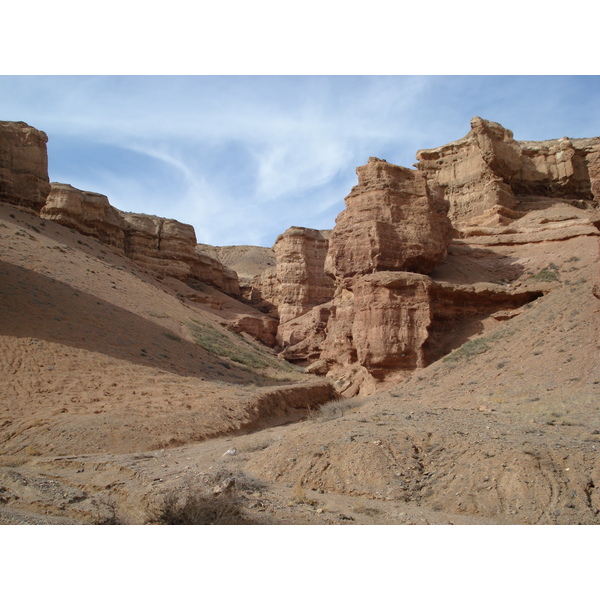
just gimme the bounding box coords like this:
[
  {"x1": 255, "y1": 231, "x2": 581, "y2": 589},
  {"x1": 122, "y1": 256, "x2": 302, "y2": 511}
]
[{"x1": 1, "y1": 117, "x2": 599, "y2": 525}]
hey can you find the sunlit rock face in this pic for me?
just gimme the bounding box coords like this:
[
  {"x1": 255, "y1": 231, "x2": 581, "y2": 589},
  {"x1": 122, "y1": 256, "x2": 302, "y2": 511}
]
[
  {"x1": 325, "y1": 157, "x2": 451, "y2": 281},
  {"x1": 416, "y1": 116, "x2": 600, "y2": 228},
  {"x1": 42, "y1": 183, "x2": 125, "y2": 249},
  {"x1": 0, "y1": 121, "x2": 51, "y2": 213},
  {"x1": 270, "y1": 119, "x2": 600, "y2": 392},
  {"x1": 42, "y1": 182, "x2": 239, "y2": 296}
]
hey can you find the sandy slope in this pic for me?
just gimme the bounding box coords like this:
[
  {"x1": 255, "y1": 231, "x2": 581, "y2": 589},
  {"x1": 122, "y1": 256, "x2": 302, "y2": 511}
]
[{"x1": 0, "y1": 203, "x2": 330, "y2": 459}]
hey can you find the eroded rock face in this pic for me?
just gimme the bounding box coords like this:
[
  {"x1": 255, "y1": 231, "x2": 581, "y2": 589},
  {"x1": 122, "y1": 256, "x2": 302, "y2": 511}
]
[
  {"x1": 250, "y1": 226, "x2": 335, "y2": 347},
  {"x1": 197, "y1": 243, "x2": 276, "y2": 301},
  {"x1": 227, "y1": 314, "x2": 278, "y2": 347},
  {"x1": 351, "y1": 272, "x2": 433, "y2": 376},
  {"x1": 321, "y1": 271, "x2": 543, "y2": 385},
  {"x1": 416, "y1": 116, "x2": 600, "y2": 228},
  {"x1": 273, "y1": 227, "x2": 334, "y2": 323},
  {"x1": 42, "y1": 184, "x2": 125, "y2": 249},
  {"x1": 325, "y1": 158, "x2": 451, "y2": 280},
  {"x1": 119, "y1": 211, "x2": 198, "y2": 281},
  {"x1": 41, "y1": 183, "x2": 239, "y2": 296},
  {"x1": 0, "y1": 121, "x2": 51, "y2": 213}
]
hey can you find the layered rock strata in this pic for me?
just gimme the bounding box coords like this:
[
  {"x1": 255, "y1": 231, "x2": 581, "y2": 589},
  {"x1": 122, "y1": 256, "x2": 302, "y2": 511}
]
[
  {"x1": 41, "y1": 183, "x2": 240, "y2": 296},
  {"x1": 0, "y1": 121, "x2": 51, "y2": 213},
  {"x1": 41, "y1": 183, "x2": 125, "y2": 248},
  {"x1": 250, "y1": 227, "x2": 335, "y2": 346},
  {"x1": 274, "y1": 129, "x2": 600, "y2": 390},
  {"x1": 308, "y1": 158, "x2": 454, "y2": 380},
  {"x1": 325, "y1": 158, "x2": 451, "y2": 280},
  {"x1": 198, "y1": 244, "x2": 276, "y2": 301},
  {"x1": 0, "y1": 121, "x2": 240, "y2": 297},
  {"x1": 416, "y1": 116, "x2": 600, "y2": 228}
]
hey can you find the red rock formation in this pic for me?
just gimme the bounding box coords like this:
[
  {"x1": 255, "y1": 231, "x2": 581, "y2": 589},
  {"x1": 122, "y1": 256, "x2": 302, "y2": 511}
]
[
  {"x1": 319, "y1": 270, "x2": 543, "y2": 386},
  {"x1": 227, "y1": 314, "x2": 278, "y2": 348},
  {"x1": 416, "y1": 117, "x2": 600, "y2": 228},
  {"x1": 277, "y1": 303, "x2": 332, "y2": 362},
  {"x1": 198, "y1": 243, "x2": 276, "y2": 301},
  {"x1": 41, "y1": 183, "x2": 125, "y2": 249},
  {"x1": 119, "y1": 211, "x2": 198, "y2": 281},
  {"x1": 272, "y1": 227, "x2": 334, "y2": 323},
  {"x1": 325, "y1": 158, "x2": 451, "y2": 280},
  {"x1": 0, "y1": 121, "x2": 51, "y2": 213},
  {"x1": 250, "y1": 227, "x2": 335, "y2": 349},
  {"x1": 41, "y1": 183, "x2": 239, "y2": 296}
]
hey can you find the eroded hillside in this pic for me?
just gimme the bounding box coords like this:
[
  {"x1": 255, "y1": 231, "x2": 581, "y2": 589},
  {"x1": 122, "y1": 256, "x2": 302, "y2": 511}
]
[{"x1": 1, "y1": 117, "x2": 599, "y2": 525}]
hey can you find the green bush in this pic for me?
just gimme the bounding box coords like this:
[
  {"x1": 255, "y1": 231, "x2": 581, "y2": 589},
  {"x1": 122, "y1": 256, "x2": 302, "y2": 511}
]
[{"x1": 530, "y1": 264, "x2": 559, "y2": 282}]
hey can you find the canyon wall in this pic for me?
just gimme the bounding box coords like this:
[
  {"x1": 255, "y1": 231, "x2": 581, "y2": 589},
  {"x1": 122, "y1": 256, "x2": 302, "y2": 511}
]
[
  {"x1": 416, "y1": 116, "x2": 600, "y2": 228},
  {"x1": 0, "y1": 121, "x2": 51, "y2": 214},
  {"x1": 3, "y1": 117, "x2": 599, "y2": 391},
  {"x1": 197, "y1": 243, "x2": 276, "y2": 300},
  {"x1": 267, "y1": 118, "x2": 600, "y2": 393},
  {"x1": 42, "y1": 183, "x2": 240, "y2": 296}
]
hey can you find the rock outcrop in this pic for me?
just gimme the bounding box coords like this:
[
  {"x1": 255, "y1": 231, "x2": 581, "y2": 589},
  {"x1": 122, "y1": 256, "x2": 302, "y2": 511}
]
[
  {"x1": 325, "y1": 158, "x2": 451, "y2": 280},
  {"x1": 0, "y1": 121, "x2": 51, "y2": 213},
  {"x1": 0, "y1": 120, "x2": 241, "y2": 297},
  {"x1": 41, "y1": 183, "x2": 125, "y2": 248},
  {"x1": 250, "y1": 227, "x2": 335, "y2": 352},
  {"x1": 41, "y1": 183, "x2": 240, "y2": 296},
  {"x1": 416, "y1": 116, "x2": 600, "y2": 228},
  {"x1": 270, "y1": 122, "x2": 600, "y2": 392},
  {"x1": 198, "y1": 244, "x2": 276, "y2": 301},
  {"x1": 5, "y1": 117, "x2": 599, "y2": 392}
]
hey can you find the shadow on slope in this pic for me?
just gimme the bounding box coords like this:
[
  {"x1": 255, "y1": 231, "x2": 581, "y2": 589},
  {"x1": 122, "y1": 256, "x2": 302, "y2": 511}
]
[{"x1": 0, "y1": 260, "x2": 289, "y2": 385}]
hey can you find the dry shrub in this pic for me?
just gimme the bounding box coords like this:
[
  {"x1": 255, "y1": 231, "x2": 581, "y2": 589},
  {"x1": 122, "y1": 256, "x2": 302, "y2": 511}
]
[
  {"x1": 152, "y1": 487, "x2": 252, "y2": 525},
  {"x1": 314, "y1": 398, "x2": 365, "y2": 422},
  {"x1": 290, "y1": 485, "x2": 319, "y2": 506}
]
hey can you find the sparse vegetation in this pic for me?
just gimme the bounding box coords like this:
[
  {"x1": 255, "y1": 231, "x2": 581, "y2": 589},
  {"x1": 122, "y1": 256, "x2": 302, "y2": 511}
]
[
  {"x1": 353, "y1": 502, "x2": 382, "y2": 517},
  {"x1": 530, "y1": 264, "x2": 560, "y2": 282},
  {"x1": 162, "y1": 331, "x2": 181, "y2": 342},
  {"x1": 312, "y1": 398, "x2": 365, "y2": 422},
  {"x1": 188, "y1": 321, "x2": 271, "y2": 369},
  {"x1": 290, "y1": 484, "x2": 319, "y2": 506},
  {"x1": 150, "y1": 487, "x2": 251, "y2": 525},
  {"x1": 187, "y1": 320, "x2": 296, "y2": 375},
  {"x1": 443, "y1": 337, "x2": 490, "y2": 363}
]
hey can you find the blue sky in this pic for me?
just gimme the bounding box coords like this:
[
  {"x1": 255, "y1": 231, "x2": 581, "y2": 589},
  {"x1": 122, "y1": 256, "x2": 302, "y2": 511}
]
[{"x1": 1, "y1": 75, "x2": 599, "y2": 246}]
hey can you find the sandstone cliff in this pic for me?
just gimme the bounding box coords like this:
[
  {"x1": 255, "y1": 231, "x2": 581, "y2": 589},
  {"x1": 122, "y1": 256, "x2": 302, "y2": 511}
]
[
  {"x1": 197, "y1": 243, "x2": 275, "y2": 300},
  {"x1": 416, "y1": 116, "x2": 600, "y2": 228},
  {"x1": 270, "y1": 119, "x2": 600, "y2": 394},
  {"x1": 0, "y1": 121, "x2": 51, "y2": 213},
  {"x1": 0, "y1": 120, "x2": 240, "y2": 297},
  {"x1": 4, "y1": 117, "x2": 599, "y2": 394},
  {"x1": 40, "y1": 183, "x2": 240, "y2": 296},
  {"x1": 325, "y1": 157, "x2": 451, "y2": 280},
  {"x1": 248, "y1": 227, "x2": 335, "y2": 354}
]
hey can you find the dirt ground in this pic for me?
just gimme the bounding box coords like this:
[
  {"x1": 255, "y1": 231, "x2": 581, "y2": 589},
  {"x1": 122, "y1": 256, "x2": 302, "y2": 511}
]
[{"x1": 1, "y1": 201, "x2": 599, "y2": 525}]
